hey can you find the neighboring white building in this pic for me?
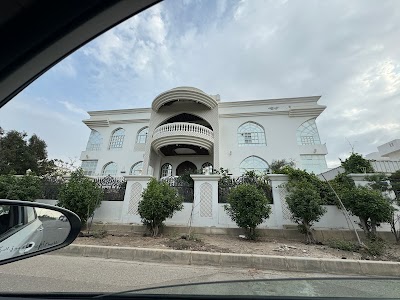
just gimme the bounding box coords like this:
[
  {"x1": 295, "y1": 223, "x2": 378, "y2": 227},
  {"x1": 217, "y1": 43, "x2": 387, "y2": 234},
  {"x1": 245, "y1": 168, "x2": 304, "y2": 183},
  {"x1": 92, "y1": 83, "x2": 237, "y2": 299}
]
[
  {"x1": 80, "y1": 87, "x2": 328, "y2": 178},
  {"x1": 366, "y1": 139, "x2": 400, "y2": 161}
]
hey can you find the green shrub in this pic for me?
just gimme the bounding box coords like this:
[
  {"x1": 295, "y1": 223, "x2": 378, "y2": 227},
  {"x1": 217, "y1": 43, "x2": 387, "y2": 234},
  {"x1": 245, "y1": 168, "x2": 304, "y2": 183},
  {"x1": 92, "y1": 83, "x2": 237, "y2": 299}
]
[
  {"x1": 57, "y1": 169, "x2": 103, "y2": 225},
  {"x1": 279, "y1": 167, "x2": 337, "y2": 205},
  {"x1": 364, "y1": 239, "x2": 386, "y2": 257},
  {"x1": 224, "y1": 184, "x2": 271, "y2": 240},
  {"x1": 92, "y1": 230, "x2": 107, "y2": 239},
  {"x1": 138, "y1": 178, "x2": 183, "y2": 237},
  {"x1": 340, "y1": 152, "x2": 374, "y2": 174},
  {"x1": 339, "y1": 185, "x2": 393, "y2": 239},
  {"x1": 0, "y1": 174, "x2": 41, "y2": 201},
  {"x1": 285, "y1": 179, "x2": 327, "y2": 244},
  {"x1": 328, "y1": 239, "x2": 359, "y2": 252}
]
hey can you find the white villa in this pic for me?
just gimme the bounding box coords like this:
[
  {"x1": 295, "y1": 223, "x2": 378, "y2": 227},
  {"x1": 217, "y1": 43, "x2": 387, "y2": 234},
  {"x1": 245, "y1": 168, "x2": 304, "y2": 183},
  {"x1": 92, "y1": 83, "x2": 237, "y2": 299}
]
[
  {"x1": 80, "y1": 86, "x2": 328, "y2": 178},
  {"x1": 40, "y1": 86, "x2": 398, "y2": 231},
  {"x1": 366, "y1": 139, "x2": 400, "y2": 161}
]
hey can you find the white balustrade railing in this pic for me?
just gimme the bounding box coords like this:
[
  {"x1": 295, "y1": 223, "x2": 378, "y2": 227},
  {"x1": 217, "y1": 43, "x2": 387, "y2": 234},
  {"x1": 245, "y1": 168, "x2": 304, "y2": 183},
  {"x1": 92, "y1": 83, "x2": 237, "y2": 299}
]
[{"x1": 153, "y1": 122, "x2": 214, "y2": 139}]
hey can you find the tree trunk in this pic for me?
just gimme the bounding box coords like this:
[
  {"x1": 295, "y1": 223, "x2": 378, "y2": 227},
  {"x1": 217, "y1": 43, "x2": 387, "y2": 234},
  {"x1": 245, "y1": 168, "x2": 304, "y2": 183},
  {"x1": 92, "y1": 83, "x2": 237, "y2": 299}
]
[
  {"x1": 390, "y1": 214, "x2": 400, "y2": 243},
  {"x1": 359, "y1": 217, "x2": 370, "y2": 237},
  {"x1": 303, "y1": 222, "x2": 316, "y2": 244},
  {"x1": 370, "y1": 220, "x2": 377, "y2": 239},
  {"x1": 246, "y1": 227, "x2": 256, "y2": 240},
  {"x1": 149, "y1": 219, "x2": 160, "y2": 237},
  {"x1": 152, "y1": 225, "x2": 159, "y2": 237}
]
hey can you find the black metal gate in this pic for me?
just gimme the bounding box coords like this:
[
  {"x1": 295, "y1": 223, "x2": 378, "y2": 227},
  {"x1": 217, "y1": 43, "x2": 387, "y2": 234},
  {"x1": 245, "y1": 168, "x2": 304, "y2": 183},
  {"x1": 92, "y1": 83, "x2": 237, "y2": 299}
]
[
  {"x1": 161, "y1": 176, "x2": 194, "y2": 203},
  {"x1": 93, "y1": 175, "x2": 127, "y2": 201},
  {"x1": 218, "y1": 175, "x2": 273, "y2": 203}
]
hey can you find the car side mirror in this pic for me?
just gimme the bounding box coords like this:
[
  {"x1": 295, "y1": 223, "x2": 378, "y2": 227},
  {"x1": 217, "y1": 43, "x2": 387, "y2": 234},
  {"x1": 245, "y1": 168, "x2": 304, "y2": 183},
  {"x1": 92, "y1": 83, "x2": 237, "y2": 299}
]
[{"x1": 0, "y1": 199, "x2": 81, "y2": 265}]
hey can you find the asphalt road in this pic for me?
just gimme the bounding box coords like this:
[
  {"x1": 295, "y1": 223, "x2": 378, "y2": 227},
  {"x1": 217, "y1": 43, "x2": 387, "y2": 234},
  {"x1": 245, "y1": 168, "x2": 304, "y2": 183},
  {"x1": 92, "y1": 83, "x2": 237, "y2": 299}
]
[
  {"x1": 0, "y1": 255, "x2": 339, "y2": 293},
  {"x1": 39, "y1": 218, "x2": 70, "y2": 249}
]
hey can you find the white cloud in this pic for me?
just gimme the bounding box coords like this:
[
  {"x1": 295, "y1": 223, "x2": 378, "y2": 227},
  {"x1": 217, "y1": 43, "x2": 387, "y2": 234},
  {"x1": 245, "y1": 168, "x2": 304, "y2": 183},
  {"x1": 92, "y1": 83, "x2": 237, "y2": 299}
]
[
  {"x1": 58, "y1": 100, "x2": 88, "y2": 116},
  {"x1": 342, "y1": 108, "x2": 368, "y2": 118},
  {"x1": 0, "y1": 94, "x2": 89, "y2": 161},
  {"x1": 4, "y1": 0, "x2": 400, "y2": 168},
  {"x1": 76, "y1": 0, "x2": 400, "y2": 167},
  {"x1": 50, "y1": 57, "x2": 77, "y2": 78}
]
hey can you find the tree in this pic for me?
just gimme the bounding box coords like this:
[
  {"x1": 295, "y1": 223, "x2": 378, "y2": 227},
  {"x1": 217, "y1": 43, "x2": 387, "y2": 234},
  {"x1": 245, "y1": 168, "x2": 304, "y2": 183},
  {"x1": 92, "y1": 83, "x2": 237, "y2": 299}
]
[
  {"x1": 389, "y1": 170, "x2": 400, "y2": 242},
  {"x1": 280, "y1": 167, "x2": 337, "y2": 205},
  {"x1": 0, "y1": 174, "x2": 42, "y2": 200},
  {"x1": 285, "y1": 180, "x2": 326, "y2": 243},
  {"x1": 390, "y1": 170, "x2": 400, "y2": 201},
  {"x1": 339, "y1": 183, "x2": 393, "y2": 238},
  {"x1": 224, "y1": 184, "x2": 271, "y2": 240},
  {"x1": 0, "y1": 129, "x2": 54, "y2": 175},
  {"x1": 340, "y1": 153, "x2": 374, "y2": 174},
  {"x1": 57, "y1": 169, "x2": 103, "y2": 225},
  {"x1": 365, "y1": 171, "x2": 400, "y2": 242},
  {"x1": 270, "y1": 159, "x2": 295, "y2": 174},
  {"x1": 138, "y1": 178, "x2": 183, "y2": 237}
]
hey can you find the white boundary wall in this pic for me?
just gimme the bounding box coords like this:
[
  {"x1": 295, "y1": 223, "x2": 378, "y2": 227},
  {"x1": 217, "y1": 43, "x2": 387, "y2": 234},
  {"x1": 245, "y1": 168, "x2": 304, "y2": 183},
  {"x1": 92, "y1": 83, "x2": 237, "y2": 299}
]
[{"x1": 37, "y1": 173, "x2": 397, "y2": 232}]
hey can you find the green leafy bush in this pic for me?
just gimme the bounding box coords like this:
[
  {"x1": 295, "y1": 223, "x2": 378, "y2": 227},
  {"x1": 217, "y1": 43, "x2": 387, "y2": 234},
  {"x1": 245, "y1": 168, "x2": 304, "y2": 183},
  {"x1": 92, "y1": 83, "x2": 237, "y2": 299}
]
[
  {"x1": 224, "y1": 184, "x2": 271, "y2": 240},
  {"x1": 339, "y1": 184, "x2": 393, "y2": 239},
  {"x1": 340, "y1": 152, "x2": 374, "y2": 173},
  {"x1": 285, "y1": 179, "x2": 327, "y2": 244},
  {"x1": 57, "y1": 169, "x2": 103, "y2": 225},
  {"x1": 138, "y1": 178, "x2": 183, "y2": 237},
  {"x1": 269, "y1": 159, "x2": 295, "y2": 174},
  {"x1": 328, "y1": 239, "x2": 359, "y2": 252},
  {"x1": 279, "y1": 167, "x2": 337, "y2": 205},
  {"x1": 0, "y1": 174, "x2": 41, "y2": 200},
  {"x1": 390, "y1": 170, "x2": 400, "y2": 201},
  {"x1": 217, "y1": 169, "x2": 273, "y2": 204},
  {"x1": 364, "y1": 239, "x2": 386, "y2": 257}
]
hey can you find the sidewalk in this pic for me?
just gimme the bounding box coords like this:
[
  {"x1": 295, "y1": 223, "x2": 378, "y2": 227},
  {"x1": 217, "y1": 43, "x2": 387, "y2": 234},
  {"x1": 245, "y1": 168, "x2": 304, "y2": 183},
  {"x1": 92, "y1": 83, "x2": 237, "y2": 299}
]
[{"x1": 52, "y1": 244, "x2": 400, "y2": 277}]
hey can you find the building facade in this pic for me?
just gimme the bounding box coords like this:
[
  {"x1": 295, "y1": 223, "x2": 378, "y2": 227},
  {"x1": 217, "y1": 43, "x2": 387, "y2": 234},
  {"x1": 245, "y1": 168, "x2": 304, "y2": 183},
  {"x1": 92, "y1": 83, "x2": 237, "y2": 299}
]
[
  {"x1": 366, "y1": 139, "x2": 400, "y2": 161},
  {"x1": 80, "y1": 87, "x2": 328, "y2": 177}
]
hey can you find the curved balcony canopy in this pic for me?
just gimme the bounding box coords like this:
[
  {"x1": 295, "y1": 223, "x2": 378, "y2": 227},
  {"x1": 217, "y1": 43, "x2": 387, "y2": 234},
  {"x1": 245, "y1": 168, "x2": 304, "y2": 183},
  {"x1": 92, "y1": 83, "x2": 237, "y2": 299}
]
[
  {"x1": 152, "y1": 86, "x2": 218, "y2": 111},
  {"x1": 152, "y1": 122, "x2": 214, "y2": 156}
]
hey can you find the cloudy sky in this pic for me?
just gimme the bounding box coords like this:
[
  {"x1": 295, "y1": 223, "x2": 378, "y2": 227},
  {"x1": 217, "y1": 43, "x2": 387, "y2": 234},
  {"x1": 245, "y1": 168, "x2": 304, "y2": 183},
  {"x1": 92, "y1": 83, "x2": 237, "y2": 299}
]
[{"x1": 0, "y1": 0, "x2": 399, "y2": 167}]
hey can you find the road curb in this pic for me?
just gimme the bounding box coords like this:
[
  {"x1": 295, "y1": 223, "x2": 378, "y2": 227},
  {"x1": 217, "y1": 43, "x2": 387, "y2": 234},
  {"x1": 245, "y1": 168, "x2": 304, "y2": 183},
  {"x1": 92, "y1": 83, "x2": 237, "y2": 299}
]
[{"x1": 51, "y1": 244, "x2": 400, "y2": 277}]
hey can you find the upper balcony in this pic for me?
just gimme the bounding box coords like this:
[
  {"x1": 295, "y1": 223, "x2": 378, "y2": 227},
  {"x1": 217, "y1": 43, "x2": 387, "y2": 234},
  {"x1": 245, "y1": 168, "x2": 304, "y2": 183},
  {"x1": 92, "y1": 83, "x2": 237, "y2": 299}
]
[
  {"x1": 151, "y1": 86, "x2": 219, "y2": 111},
  {"x1": 152, "y1": 122, "x2": 214, "y2": 156}
]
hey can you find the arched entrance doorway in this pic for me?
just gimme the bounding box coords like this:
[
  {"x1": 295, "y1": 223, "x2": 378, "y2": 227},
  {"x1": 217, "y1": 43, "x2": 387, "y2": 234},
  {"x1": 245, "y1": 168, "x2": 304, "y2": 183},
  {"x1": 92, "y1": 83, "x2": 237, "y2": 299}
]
[{"x1": 176, "y1": 161, "x2": 197, "y2": 176}]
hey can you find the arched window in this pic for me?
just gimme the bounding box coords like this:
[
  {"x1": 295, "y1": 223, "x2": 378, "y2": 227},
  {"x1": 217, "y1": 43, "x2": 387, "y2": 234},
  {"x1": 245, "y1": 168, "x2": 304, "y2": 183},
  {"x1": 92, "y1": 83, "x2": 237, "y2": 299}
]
[
  {"x1": 86, "y1": 130, "x2": 102, "y2": 151},
  {"x1": 240, "y1": 156, "x2": 269, "y2": 174},
  {"x1": 296, "y1": 119, "x2": 321, "y2": 145},
  {"x1": 81, "y1": 160, "x2": 98, "y2": 175},
  {"x1": 161, "y1": 163, "x2": 172, "y2": 177},
  {"x1": 109, "y1": 128, "x2": 125, "y2": 149},
  {"x1": 102, "y1": 162, "x2": 118, "y2": 176},
  {"x1": 237, "y1": 122, "x2": 266, "y2": 146},
  {"x1": 130, "y1": 161, "x2": 143, "y2": 175},
  {"x1": 136, "y1": 127, "x2": 148, "y2": 144}
]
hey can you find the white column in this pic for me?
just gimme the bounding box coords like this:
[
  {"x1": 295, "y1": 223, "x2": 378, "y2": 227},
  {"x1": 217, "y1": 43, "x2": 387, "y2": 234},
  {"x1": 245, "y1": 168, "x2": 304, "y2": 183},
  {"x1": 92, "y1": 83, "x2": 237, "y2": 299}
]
[
  {"x1": 268, "y1": 174, "x2": 289, "y2": 229},
  {"x1": 190, "y1": 174, "x2": 221, "y2": 227},
  {"x1": 121, "y1": 175, "x2": 153, "y2": 224}
]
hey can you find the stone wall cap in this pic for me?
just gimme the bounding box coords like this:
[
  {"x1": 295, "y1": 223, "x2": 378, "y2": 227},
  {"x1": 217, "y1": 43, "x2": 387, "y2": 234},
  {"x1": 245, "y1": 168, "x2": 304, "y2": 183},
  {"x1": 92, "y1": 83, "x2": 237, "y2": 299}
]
[
  {"x1": 190, "y1": 174, "x2": 221, "y2": 180},
  {"x1": 268, "y1": 174, "x2": 289, "y2": 181},
  {"x1": 123, "y1": 175, "x2": 153, "y2": 181}
]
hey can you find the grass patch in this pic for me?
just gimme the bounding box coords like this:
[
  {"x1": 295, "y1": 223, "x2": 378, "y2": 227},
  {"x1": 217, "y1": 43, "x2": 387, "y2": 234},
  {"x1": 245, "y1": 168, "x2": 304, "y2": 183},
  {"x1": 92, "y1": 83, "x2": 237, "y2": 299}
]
[
  {"x1": 327, "y1": 239, "x2": 360, "y2": 252},
  {"x1": 328, "y1": 238, "x2": 386, "y2": 258},
  {"x1": 363, "y1": 238, "x2": 386, "y2": 257},
  {"x1": 166, "y1": 238, "x2": 205, "y2": 250}
]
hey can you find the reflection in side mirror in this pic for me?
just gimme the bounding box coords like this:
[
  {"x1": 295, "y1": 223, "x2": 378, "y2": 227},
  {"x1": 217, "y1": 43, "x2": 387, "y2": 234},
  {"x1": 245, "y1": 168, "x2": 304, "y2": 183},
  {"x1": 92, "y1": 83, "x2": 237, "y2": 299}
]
[{"x1": 0, "y1": 200, "x2": 81, "y2": 265}]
